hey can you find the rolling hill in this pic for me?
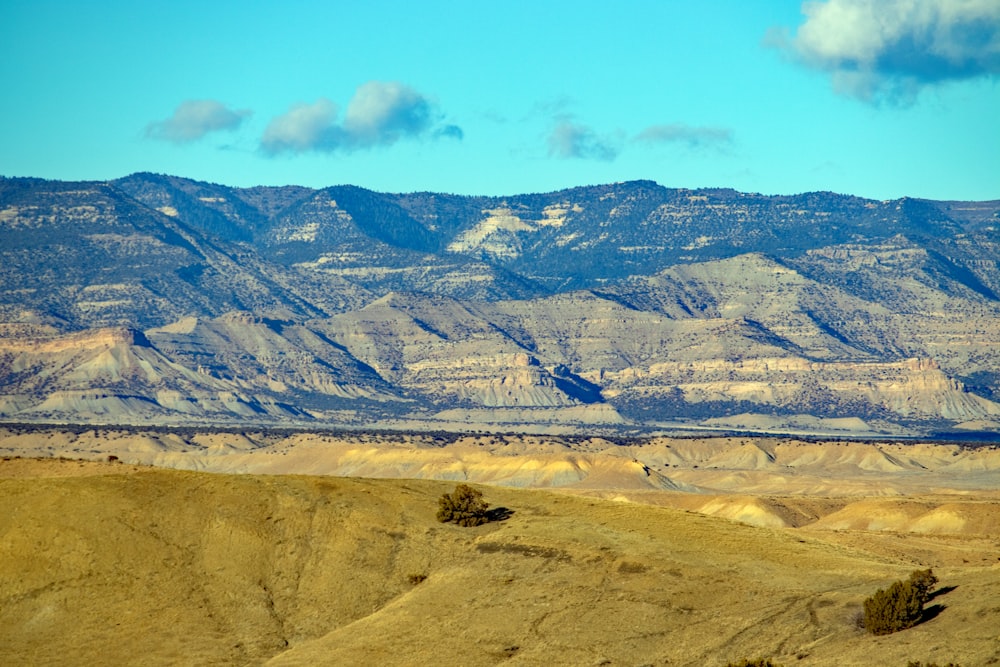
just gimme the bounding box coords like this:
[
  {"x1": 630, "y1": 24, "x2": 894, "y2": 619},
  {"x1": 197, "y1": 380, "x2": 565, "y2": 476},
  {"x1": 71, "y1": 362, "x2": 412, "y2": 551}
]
[{"x1": 2, "y1": 457, "x2": 997, "y2": 666}]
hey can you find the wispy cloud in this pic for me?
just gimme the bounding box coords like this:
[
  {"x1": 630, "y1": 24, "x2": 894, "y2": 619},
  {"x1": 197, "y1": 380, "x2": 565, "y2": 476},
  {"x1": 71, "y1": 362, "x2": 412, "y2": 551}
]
[
  {"x1": 547, "y1": 118, "x2": 622, "y2": 161},
  {"x1": 436, "y1": 124, "x2": 464, "y2": 140},
  {"x1": 544, "y1": 117, "x2": 732, "y2": 161},
  {"x1": 145, "y1": 100, "x2": 250, "y2": 143},
  {"x1": 634, "y1": 123, "x2": 733, "y2": 149},
  {"x1": 260, "y1": 81, "x2": 461, "y2": 155},
  {"x1": 769, "y1": 0, "x2": 1000, "y2": 102}
]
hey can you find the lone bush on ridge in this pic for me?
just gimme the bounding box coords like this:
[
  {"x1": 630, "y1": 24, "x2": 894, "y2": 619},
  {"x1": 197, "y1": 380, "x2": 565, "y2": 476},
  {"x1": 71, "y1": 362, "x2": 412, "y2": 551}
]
[{"x1": 436, "y1": 483, "x2": 490, "y2": 526}]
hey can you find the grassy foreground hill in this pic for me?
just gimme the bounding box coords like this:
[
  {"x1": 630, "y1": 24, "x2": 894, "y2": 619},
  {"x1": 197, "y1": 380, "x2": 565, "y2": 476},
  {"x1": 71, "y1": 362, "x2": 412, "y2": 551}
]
[{"x1": 2, "y1": 459, "x2": 998, "y2": 666}]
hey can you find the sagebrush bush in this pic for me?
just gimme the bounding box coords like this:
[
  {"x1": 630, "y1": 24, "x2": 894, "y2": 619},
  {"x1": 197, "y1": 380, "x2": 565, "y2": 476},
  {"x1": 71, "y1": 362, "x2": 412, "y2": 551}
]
[
  {"x1": 862, "y1": 569, "x2": 937, "y2": 636},
  {"x1": 907, "y1": 569, "x2": 938, "y2": 603},
  {"x1": 436, "y1": 483, "x2": 490, "y2": 526}
]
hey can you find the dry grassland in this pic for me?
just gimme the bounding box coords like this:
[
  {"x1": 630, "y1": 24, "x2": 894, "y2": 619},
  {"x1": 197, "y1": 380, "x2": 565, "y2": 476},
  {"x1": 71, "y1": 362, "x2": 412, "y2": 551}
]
[{"x1": 2, "y1": 455, "x2": 998, "y2": 666}]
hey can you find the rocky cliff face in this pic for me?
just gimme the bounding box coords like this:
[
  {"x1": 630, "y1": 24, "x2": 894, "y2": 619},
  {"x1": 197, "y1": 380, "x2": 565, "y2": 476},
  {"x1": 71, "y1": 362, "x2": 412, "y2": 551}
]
[{"x1": 1, "y1": 175, "x2": 999, "y2": 435}]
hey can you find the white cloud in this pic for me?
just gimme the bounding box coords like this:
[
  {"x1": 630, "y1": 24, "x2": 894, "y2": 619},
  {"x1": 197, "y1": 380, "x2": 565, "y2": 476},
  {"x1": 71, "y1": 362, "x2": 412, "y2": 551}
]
[
  {"x1": 634, "y1": 123, "x2": 733, "y2": 148},
  {"x1": 260, "y1": 98, "x2": 340, "y2": 154},
  {"x1": 547, "y1": 119, "x2": 621, "y2": 161},
  {"x1": 145, "y1": 100, "x2": 250, "y2": 143},
  {"x1": 342, "y1": 81, "x2": 431, "y2": 147},
  {"x1": 260, "y1": 81, "x2": 461, "y2": 155},
  {"x1": 774, "y1": 0, "x2": 1000, "y2": 101}
]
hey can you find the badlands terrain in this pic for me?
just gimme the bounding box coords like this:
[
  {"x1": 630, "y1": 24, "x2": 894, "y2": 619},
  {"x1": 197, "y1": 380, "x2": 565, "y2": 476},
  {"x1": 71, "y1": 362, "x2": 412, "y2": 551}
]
[
  {"x1": 3, "y1": 176, "x2": 999, "y2": 664},
  {"x1": 2, "y1": 426, "x2": 999, "y2": 666},
  {"x1": 2, "y1": 176, "x2": 1000, "y2": 435}
]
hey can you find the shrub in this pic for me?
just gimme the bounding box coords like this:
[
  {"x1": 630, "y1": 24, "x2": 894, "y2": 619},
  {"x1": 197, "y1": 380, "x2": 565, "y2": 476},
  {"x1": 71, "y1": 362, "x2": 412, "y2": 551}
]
[
  {"x1": 725, "y1": 659, "x2": 783, "y2": 667},
  {"x1": 906, "y1": 662, "x2": 961, "y2": 667},
  {"x1": 863, "y1": 580, "x2": 924, "y2": 635},
  {"x1": 862, "y1": 569, "x2": 937, "y2": 636},
  {"x1": 436, "y1": 483, "x2": 490, "y2": 526},
  {"x1": 907, "y1": 569, "x2": 938, "y2": 603}
]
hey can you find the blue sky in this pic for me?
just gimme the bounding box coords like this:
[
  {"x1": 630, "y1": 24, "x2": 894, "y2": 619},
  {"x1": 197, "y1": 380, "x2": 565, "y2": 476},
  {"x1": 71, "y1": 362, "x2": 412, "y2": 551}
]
[{"x1": 1, "y1": 0, "x2": 998, "y2": 200}]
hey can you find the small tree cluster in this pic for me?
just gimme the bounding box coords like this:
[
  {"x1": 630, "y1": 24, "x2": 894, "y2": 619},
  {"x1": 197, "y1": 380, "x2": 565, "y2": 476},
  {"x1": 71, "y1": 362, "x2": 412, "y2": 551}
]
[
  {"x1": 862, "y1": 569, "x2": 938, "y2": 636},
  {"x1": 436, "y1": 483, "x2": 490, "y2": 526}
]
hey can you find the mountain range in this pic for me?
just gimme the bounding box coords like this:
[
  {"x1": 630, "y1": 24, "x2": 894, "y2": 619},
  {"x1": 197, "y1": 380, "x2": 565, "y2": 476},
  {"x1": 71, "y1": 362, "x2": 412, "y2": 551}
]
[{"x1": 1, "y1": 173, "x2": 999, "y2": 436}]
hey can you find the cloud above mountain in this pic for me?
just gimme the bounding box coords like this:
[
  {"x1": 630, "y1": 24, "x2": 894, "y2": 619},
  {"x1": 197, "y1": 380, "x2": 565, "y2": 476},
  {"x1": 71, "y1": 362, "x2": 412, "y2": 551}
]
[
  {"x1": 772, "y1": 0, "x2": 1000, "y2": 101},
  {"x1": 547, "y1": 118, "x2": 622, "y2": 161},
  {"x1": 259, "y1": 99, "x2": 339, "y2": 154},
  {"x1": 145, "y1": 100, "x2": 251, "y2": 143},
  {"x1": 261, "y1": 81, "x2": 460, "y2": 155},
  {"x1": 635, "y1": 123, "x2": 733, "y2": 149},
  {"x1": 546, "y1": 117, "x2": 733, "y2": 161}
]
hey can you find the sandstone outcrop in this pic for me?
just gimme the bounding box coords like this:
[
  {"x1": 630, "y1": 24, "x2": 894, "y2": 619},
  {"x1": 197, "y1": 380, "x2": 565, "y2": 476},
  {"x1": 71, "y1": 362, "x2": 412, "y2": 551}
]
[{"x1": 2, "y1": 176, "x2": 999, "y2": 434}]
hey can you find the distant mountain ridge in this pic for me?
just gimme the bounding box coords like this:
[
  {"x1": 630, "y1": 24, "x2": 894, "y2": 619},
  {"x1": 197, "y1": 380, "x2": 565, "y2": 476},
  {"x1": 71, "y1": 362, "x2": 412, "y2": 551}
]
[{"x1": 1, "y1": 173, "x2": 999, "y2": 435}]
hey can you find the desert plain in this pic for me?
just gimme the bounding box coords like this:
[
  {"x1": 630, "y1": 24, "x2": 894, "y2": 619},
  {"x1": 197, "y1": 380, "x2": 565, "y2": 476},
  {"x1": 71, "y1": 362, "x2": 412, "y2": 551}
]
[{"x1": 1, "y1": 425, "x2": 999, "y2": 666}]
